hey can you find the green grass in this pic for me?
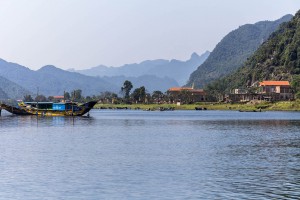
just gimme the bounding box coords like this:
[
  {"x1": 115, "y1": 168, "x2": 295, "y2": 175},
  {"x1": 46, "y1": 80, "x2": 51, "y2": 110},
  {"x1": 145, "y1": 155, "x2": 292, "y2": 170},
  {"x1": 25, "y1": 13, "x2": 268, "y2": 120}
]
[{"x1": 94, "y1": 100, "x2": 300, "y2": 111}]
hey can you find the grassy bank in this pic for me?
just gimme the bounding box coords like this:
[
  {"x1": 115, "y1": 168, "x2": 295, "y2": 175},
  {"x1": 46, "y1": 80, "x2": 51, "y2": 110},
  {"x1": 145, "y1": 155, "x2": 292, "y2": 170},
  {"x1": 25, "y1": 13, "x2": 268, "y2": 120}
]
[{"x1": 94, "y1": 100, "x2": 300, "y2": 111}]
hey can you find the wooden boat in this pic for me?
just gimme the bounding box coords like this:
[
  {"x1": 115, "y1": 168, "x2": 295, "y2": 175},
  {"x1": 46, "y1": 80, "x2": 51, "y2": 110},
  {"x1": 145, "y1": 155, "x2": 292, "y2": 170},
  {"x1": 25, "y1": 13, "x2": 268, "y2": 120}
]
[
  {"x1": 1, "y1": 101, "x2": 98, "y2": 116},
  {"x1": 195, "y1": 106, "x2": 207, "y2": 110},
  {"x1": 238, "y1": 109, "x2": 262, "y2": 112},
  {"x1": 0, "y1": 104, "x2": 31, "y2": 115}
]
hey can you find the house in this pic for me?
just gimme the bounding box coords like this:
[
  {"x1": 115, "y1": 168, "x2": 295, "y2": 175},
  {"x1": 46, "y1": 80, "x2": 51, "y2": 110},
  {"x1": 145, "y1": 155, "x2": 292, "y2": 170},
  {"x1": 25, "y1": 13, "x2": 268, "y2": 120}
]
[
  {"x1": 167, "y1": 87, "x2": 207, "y2": 103},
  {"x1": 229, "y1": 80, "x2": 293, "y2": 102},
  {"x1": 53, "y1": 96, "x2": 65, "y2": 102},
  {"x1": 258, "y1": 81, "x2": 293, "y2": 101},
  {"x1": 228, "y1": 88, "x2": 257, "y2": 102}
]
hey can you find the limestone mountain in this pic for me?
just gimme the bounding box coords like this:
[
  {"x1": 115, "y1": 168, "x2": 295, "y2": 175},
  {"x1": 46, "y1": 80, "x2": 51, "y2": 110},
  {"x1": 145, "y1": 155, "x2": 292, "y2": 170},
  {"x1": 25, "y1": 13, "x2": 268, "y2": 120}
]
[
  {"x1": 71, "y1": 51, "x2": 210, "y2": 86},
  {"x1": 206, "y1": 10, "x2": 300, "y2": 95},
  {"x1": 187, "y1": 14, "x2": 293, "y2": 88}
]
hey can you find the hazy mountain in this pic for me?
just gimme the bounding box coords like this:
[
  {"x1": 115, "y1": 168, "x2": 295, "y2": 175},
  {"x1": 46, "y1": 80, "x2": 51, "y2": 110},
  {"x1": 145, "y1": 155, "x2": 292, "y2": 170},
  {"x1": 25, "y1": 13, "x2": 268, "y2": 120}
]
[
  {"x1": 36, "y1": 65, "x2": 118, "y2": 95},
  {"x1": 0, "y1": 74, "x2": 31, "y2": 99},
  {"x1": 206, "y1": 10, "x2": 300, "y2": 93},
  {"x1": 102, "y1": 75, "x2": 179, "y2": 93},
  {"x1": 70, "y1": 51, "x2": 210, "y2": 86},
  {"x1": 187, "y1": 14, "x2": 293, "y2": 88},
  {"x1": 0, "y1": 59, "x2": 118, "y2": 96},
  {"x1": 0, "y1": 58, "x2": 179, "y2": 97}
]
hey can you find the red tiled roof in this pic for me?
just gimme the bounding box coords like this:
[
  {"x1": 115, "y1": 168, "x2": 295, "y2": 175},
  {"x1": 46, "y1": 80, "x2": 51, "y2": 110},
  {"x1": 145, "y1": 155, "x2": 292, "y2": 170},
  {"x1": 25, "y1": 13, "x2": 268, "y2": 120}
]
[
  {"x1": 168, "y1": 87, "x2": 193, "y2": 91},
  {"x1": 259, "y1": 81, "x2": 290, "y2": 86},
  {"x1": 53, "y1": 96, "x2": 64, "y2": 99},
  {"x1": 168, "y1": 87, "x2": 204, "y2": 93}
]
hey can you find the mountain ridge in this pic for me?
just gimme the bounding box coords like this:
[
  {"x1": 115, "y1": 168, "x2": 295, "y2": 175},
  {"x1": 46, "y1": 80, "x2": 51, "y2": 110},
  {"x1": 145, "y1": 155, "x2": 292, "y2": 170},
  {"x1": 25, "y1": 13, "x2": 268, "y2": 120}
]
[
  {"x1": 70, "y1": 51, "x2": 210, "y2": 86},
  {"x1": 206, "y1": 10, "x2": 300, "y2": 94},
  {"x1": 0, "y1": 59, "x2": 180, "y2": 97},
  {"x1": 0, "y1": 75, "x2": 31, "y2": 99},
  {"x1": 186, "y1": 14, "x2": 293, "y2": 88}
]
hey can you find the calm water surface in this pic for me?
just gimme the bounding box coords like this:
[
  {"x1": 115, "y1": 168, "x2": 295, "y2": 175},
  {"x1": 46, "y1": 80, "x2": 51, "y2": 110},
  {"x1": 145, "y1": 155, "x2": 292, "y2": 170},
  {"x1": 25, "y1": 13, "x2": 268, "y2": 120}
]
[{"x1": 0, "y1": 109, "x2": 299, "y2": 199}]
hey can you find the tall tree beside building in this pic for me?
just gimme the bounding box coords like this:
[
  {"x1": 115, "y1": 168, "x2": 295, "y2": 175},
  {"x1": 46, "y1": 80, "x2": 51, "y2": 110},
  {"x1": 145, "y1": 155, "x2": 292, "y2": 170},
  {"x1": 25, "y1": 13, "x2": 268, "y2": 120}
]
[{"x1": 121, "y1": 80, "x2": 133, "y2": 100}]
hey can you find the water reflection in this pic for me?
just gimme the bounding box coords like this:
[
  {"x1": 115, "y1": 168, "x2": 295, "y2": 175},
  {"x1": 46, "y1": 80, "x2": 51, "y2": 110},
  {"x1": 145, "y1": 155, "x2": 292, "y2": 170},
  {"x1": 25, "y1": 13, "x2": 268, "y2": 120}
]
[
  {"x1": 0, "y1": 114, "x2": 96, "y2": 128},
  {"x1": 0, "y1": 110, "x2": 299, "y2": 199}
]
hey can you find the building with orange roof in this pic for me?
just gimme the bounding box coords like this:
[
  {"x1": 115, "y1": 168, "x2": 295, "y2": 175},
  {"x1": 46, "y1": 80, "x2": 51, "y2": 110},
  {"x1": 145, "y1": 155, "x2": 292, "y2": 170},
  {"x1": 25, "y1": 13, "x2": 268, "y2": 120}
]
[
  {"x1": 229, "y1": 80, "x2": 294, "y2": 102},
  {"x1": 258, "y1": 81, "x2": 293, "y2": 100},
  {"x1": 167, "y1": 86, "x2": 207, "y2": 103}
]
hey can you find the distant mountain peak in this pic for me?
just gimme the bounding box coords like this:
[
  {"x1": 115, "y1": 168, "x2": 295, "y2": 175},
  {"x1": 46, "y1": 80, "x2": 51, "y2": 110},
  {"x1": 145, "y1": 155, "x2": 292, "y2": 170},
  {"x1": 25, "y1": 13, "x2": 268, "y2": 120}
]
[
  {"x1": 38, "y1": 65, "x2": 63, "y2": 72},
  {"x1": 190, "y1": 52, "x2": 199, "y2": 60}
]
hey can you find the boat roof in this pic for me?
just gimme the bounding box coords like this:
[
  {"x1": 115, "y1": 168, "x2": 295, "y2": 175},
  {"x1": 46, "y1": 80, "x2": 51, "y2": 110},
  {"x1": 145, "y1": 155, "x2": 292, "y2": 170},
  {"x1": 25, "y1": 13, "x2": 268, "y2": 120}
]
[
  {"x1": 24, "y1": 102, "x2": 76, "y2": 105},
  {"x1": 24, "y1": 102, "x2": 54, "y2": 104}
]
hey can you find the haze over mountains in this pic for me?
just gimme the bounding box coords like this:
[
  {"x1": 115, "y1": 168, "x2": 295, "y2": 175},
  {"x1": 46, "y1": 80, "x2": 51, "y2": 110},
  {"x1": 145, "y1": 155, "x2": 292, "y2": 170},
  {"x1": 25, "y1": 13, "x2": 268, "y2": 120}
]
[
  {"x1": 69, "y1": 51, "x2": 210, "y2": 86},
  {"x1": 0, "y1": 52, "x2": 206, "y2": 98},
  {"x1": 0, "y1": 12, "x2": 294, "y2": 100},
  {"x1": 0, "y1": 75, "x2": 31, "y2": 99},
  {"x1": 187, "y1": 14, "x2": 293, "y2": 88},
  {"x1": 0, "y1": 59, "x2": 118, "y2": 98}
]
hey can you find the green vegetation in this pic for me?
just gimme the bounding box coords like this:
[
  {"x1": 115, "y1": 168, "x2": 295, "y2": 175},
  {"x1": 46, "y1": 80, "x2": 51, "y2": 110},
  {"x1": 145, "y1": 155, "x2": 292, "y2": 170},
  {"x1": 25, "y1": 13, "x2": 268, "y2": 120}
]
[
  {"x1": 187, "y1": 15, "x2": 292, "y2": 88},
  {"x1": 121, "y1": 80, "x2": 133, "y2": 101},
  {"x1": 291, "y1": 75, "x2": 300, "y2": 98},
  {"x1": 94, "y1": 100, "x2": 300, "y2": 111},
  {"x1": 206, "y1": 11, "x2": 300, "y2": 99}
]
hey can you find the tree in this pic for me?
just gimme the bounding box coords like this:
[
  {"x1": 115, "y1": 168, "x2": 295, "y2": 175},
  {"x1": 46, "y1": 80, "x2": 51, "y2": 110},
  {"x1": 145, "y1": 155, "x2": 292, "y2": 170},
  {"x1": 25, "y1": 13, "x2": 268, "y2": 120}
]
[
  {"x1": 71, "y1": 89, "x2": 83, "y2": 102},
  {"x1": 85, "y1": 96, "x2": 92, "y2": 102},
  {"x1": 64, "y1": 92, "x2": 70, "y2": 100},
  {"x1": 179, "y1": 90, "x2": 193, "y2": 104},
  {"x1": 291, "y1": 75, "x2": 300, "y2": 99},
  {"x1": 131, "y1": 86, "x2": 146, "y2": 103},
  {"x1": 48, "y1": 96, "x2": 54, "y2": 101},
  {"x1": 23, "y1": 94, "x2": 34, "y2": 102},
  {"x1": 152, "y1": 90, "x2": 164, "y2": 103},
  {"x1": 35, "y1": 95, "x2": 47, "y2": 102},
  {"x1": 99, "y1": 91, "x2": 118, "y2": 103},
  {"x1": 121, "y1": 80, "x2": 133, "y2": 101}
]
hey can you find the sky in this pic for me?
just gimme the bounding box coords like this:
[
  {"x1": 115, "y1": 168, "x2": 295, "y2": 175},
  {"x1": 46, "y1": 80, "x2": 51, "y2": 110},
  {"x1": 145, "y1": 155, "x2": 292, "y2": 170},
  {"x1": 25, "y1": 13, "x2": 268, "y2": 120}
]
[{"x1": 0, "y1": 0, "x2": 299, "y2": 70}]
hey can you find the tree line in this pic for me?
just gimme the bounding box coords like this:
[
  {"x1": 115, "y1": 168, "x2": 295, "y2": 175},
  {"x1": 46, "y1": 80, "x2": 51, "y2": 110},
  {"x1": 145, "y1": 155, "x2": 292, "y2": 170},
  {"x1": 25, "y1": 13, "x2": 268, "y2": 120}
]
[{"x1": 22, "y1": 80, "x2": 174, "y2": 104}]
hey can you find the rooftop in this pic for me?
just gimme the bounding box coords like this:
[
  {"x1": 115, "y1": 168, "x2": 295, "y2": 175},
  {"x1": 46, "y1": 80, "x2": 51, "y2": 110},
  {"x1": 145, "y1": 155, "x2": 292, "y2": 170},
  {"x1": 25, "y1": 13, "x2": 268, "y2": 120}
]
[
  {"x1": 259, "y1": 81, "x2": 290, "y2": 86},
  {"x1": 168, "y1": 87, "x2": 204, "y2": 93}
]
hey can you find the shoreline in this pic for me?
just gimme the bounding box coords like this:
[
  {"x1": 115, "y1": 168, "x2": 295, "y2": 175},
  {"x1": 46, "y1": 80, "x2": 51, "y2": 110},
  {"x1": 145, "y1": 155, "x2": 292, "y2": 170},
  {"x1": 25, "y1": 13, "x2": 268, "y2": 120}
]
[{"x1": 94, "y1": 100, "x2": 300, "y2": 112}]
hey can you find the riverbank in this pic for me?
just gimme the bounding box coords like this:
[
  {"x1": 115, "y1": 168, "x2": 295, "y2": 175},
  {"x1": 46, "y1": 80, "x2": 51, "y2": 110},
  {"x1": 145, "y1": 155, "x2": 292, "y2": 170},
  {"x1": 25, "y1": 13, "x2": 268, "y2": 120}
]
[{"x1": 94, "y1": 100, "x2": 300, "y2": 111}]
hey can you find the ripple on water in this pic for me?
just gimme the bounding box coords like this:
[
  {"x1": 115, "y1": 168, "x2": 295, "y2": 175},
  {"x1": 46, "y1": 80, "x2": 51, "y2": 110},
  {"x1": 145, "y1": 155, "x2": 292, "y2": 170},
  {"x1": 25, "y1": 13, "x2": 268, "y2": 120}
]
[{"x1": 0, "y1": 110, "x2": 299, "y2": 199}]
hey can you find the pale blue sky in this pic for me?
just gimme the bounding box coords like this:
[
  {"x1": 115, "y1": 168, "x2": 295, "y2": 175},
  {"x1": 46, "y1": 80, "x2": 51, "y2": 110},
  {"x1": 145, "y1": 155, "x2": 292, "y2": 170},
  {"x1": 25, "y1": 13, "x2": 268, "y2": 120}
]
[{"x1": 0, "y1": 0, "x2": 299, "y2": 70}]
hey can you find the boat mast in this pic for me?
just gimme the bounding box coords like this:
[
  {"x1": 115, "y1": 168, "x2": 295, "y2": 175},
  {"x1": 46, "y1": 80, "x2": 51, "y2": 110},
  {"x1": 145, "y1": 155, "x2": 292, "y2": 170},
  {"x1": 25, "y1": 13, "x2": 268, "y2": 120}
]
[{"x1": 36, "y1": 87, "x2": 39, "y2": 114}]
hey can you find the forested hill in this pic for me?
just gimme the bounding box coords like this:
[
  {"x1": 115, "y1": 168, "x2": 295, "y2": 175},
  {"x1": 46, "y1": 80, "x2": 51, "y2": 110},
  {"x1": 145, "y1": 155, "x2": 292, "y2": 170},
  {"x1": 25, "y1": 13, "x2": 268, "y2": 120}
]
[
  {"x1": 186, "y1": 14, "x2": 293, "y2": 88},
  {"x1": 206, "y1": 10, "x2": 300, "y2": 96},
  {"x1": 0, "y1": 75, "x2": 31, "y2": 99}
]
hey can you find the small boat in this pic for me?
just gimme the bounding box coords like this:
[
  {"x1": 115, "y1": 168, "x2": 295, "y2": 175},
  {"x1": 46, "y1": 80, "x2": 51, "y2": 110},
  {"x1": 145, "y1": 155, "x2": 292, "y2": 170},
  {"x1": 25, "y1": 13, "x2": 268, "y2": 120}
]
[
  {"x1": 195, "y1": 106, "x2": 207, "y2": 110},
  {"x1": 238, "y1": 109, "x2": 262, "y2": 112},
  {"x1": 1, "y1": 101, "x2": 98, "y2": 116}
]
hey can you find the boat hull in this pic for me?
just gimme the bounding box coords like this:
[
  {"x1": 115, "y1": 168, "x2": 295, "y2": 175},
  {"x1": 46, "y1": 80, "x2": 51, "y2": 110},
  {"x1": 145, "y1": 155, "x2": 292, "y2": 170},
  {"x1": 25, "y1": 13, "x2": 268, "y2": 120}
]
[{"x1": 1, "y1": 101, "x2": 98, "y2": 116}]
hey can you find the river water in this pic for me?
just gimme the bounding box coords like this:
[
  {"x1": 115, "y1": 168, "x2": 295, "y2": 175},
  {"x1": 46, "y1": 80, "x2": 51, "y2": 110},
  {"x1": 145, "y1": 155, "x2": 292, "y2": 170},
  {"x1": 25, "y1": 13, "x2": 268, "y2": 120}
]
[{"x1": 0, "y1": 109, "x2": 299, "y2": 199}]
